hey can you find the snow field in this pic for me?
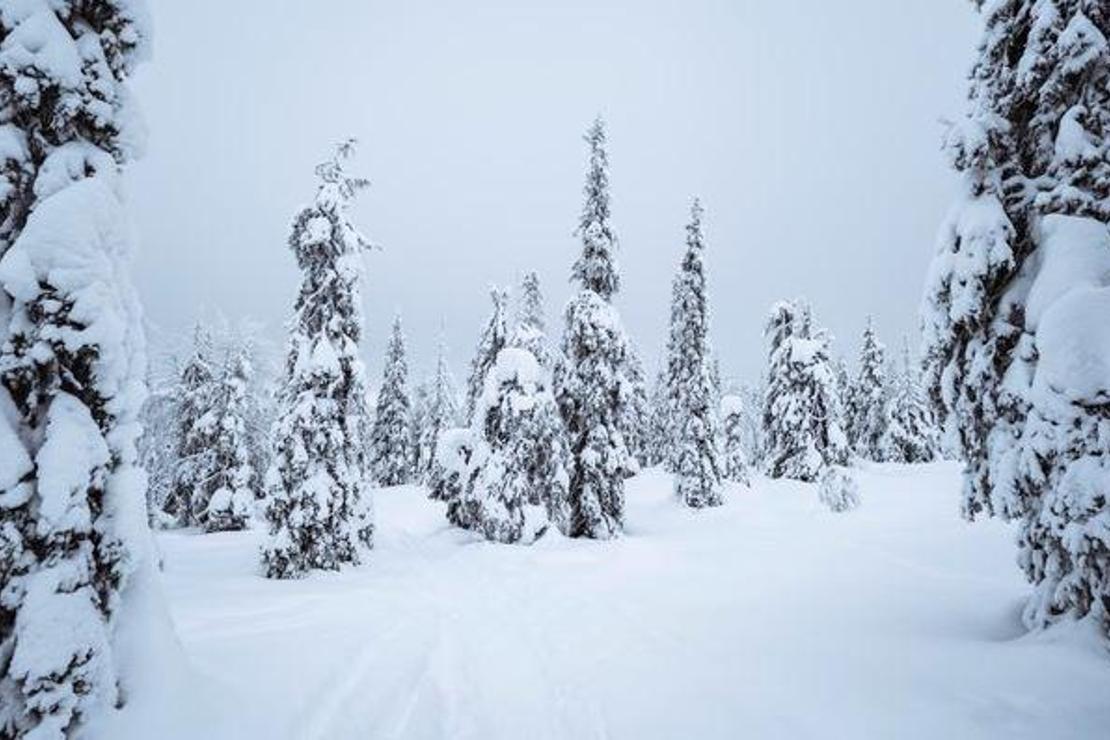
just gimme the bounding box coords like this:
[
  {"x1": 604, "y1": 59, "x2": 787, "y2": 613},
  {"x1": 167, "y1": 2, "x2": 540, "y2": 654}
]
[{"x1": 127, "y1": 464, "x2": 1110, "y2": 739}]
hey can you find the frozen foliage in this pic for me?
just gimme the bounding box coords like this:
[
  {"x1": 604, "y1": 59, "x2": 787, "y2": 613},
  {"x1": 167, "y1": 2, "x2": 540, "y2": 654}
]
[
  {"x1": 509, "y1": 271, "x2": 551, "y2": 371},
  {"x1": 922, "y1": 1, "x2": 1110, "y2": 635},
  {"x1": 761, "y1": 300, "x2": 848, "y2": 482},
  {"x1": 619, "y1": 346, "x2": 652, "y2": 474},
  {"x1": 162, "y1": 326, "x2": 216, "y2": 527},
  {"x1": 571, "y1": 116, "x2": 619, "y2": 300},
  {"x1": 720, "y1": 395, "x2": 750, "y2": 486},
  {"x1": 201, "y1": 345, "x2": 256, "y2": 532},
  {"x1": 845, "y1": 317, "x2": 887, "y2": 461},
  {"x1": 1016, "y1": 215, "x2": 1110, "y2": 632},
  {"x1": 0, "y1": 3, "x2": 158, "y2": 737},
  {"x1": 371, "y1": 316, "x2": 412, "y2": 487},
  {"x1": 421, "y1": 335, "x2": 461, "y2": 492},
  {"x1": 465, "y1": 287, "x2": 509, "y2": 423},
  {"x1": 450, "y1": 348, "x2": 570, "y2": 543},
  {"x1": 819, "y1": 466, "x2": 860, "y2": 513},
  {"x1": 880, "y1": 339, "x2": 940, "y2": 464},
  {"x1": 144, "y1": 322, "x2": 271, "y2": 530},
  {"x1": 261, "y1": 142, "x2": 374, "y2": 579},
  {"x1": 659, "y1": 200, "x2": 722, "y2": 507},
  {"x1": 554, "y1": 118, "x2": 631, "y2": 539}
]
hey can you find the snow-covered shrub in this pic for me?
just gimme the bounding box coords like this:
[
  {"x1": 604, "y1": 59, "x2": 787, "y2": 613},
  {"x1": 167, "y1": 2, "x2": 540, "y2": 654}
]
[
  {"x1": 262, "y1": 142, "x2": 374, "y2": 579},
  {"x1": 435, "y1": 427, "x2": 480, "y2": 529},
  {"x1": 370, "y1": 315, "x2": 412, "y2": 486},
  {"x1": 659, "y1": 199, "x2": 723, "y2": 507},
  {"x1": 554, "y1": 116, "x2": 631, "y2": 539},
  {"x1": 762, "y1": 300, "x2": 848, "y2": 482},
  {"x1": 819, "y1": 467, "x2": 860, "y2": 513}
]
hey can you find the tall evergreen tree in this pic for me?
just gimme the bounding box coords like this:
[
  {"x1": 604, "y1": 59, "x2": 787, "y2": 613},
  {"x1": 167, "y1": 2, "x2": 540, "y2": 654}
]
[
  {"x1": 422, "y1": 334, "x2": 461, "y2": 491},
  {"x1": 261, "y1": 141, "x2": 374, "y2": 579},
  {"x1": 203, "y1": 346, "x2": 256, "y2": 532},
  {"x1": 761, "y1": 300, "x2": 848, "y2": 482},
  {"x1": 371, "y1": 315, "x2": 412, "y2": 486},
  {"x1": 0, "y1": 4, "x2": 162, "y2": 736},
  {"x1": 660, "y1": 199, "x2": 723, "y2": 507},
  {"x1": 465, "y1": 287, "x2": 509, "y2": 422},
  {"x1": 881, "y1": 338, "x2": 940, "y2": 464},
  {"x1": 555, "y1": 116, "x2": 631, "y2": 538},
  {"x1": 846, "y1": 317, "x2": 887, "y2": 461},
  {"x1": 510, "y1": 271, "x2": 551, "y2": 370},
  {"x1": 921, "y1": 1, "x2": 1110, "y2": 633},
  {"x1": 163, "y1": 324, "x2": 217, "y2": 527}
]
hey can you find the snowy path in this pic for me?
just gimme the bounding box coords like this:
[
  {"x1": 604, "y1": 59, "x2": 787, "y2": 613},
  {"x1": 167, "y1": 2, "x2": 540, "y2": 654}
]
[{"x1": 134, "y1": 464, "x2": 1109, "y2": 739}]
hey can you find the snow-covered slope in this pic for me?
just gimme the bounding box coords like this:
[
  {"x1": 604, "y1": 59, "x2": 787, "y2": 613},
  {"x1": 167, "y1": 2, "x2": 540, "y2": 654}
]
[{"x1": 111, "y1": 465, "x2": 1109, "y2": 739}]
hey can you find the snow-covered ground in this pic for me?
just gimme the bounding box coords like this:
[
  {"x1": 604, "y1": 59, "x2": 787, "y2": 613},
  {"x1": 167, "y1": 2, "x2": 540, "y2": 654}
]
[{"x1": 114, "y1": 464, "x2": 1110, "y2": 739}]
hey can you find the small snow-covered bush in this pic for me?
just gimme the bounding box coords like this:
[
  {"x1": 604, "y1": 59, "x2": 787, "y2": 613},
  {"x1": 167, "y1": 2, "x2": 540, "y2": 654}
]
[{"x1": 819, "y1": 467, "x2": 860, "y2": 513}]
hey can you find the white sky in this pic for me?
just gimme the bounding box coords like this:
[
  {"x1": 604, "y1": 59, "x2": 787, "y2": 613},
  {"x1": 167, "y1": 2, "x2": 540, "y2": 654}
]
[{"x1": 128, "y1": 0, "x2": 980, "y2": 386}]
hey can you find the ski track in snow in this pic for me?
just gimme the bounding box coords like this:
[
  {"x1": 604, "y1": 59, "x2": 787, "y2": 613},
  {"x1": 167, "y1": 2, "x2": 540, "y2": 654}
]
[{"x1": 133, "y1": 464, "x2": 1110, "y2": 740}]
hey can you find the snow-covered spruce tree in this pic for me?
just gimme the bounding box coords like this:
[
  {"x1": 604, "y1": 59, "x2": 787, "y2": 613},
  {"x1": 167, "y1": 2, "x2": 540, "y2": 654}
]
[
  {"x1": 761, "y1": 300, "x2": 849, "y2": 482},
  {"x1": 554, "y1": 116, "x2": 631, "y2": 539},
  {"x1": 921, "y1": 1, "x2": 1110, "y2": 633},
  {"x1": 371, "y1": 315, "x2": 412, "y2": 487},
  {"x1": 881, "y1": 338, "x2": 940, "y2": 464},
  {"x1": 202, "y1": 346, "x2": 256, "y2": 532},
  {"x1": 510, "y1": 271, "x2": 551, "y2": 370},
  {"x1": 620, "y1": 346, "x2": 652, "y2": 474},
  {"x1": 261, "y1": 141, "x2": 375, "y2": 579},
  {"x1": 720, "y1": 394, "x2": 751, "y2": 486},
  {"x1": 846, "y1": 316, "x2": 887, "y2": 461},
  {"x1": 422, "y1": 334, "x2": 461, "y2": 492},
  {"x1": 659, "y1": 199, "x2": 723, "y2": 507},
  {"x1": 162, "y1": 325, "x2": 219, "y2": 527},
  {"x1": 465, "y1": 287, "x2": 509, "y2": 422},
  {"x1": 0, "y1": 4, "x2": 162, "y2": 737},
  {"x1": 466, "y1": 348, "x2": 569, "y2": 542},
  {"x1": 409, "y1": 379, "x2": 430, "y2": 478}
]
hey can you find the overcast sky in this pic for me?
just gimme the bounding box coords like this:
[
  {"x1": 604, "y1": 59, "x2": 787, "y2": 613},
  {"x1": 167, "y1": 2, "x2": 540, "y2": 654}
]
[{"x1": 128, "y1": 0, "x2": 980, "y2": 386}]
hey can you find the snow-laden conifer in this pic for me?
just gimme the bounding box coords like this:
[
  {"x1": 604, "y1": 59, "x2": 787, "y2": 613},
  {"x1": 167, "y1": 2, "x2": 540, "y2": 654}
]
[
  {"x1": 620, "y1": 347, "x2": 652, "y2": 474},
  {"x1": 846, "y1": 317, "x2": 887, "y2": 461},
  {"x1": 555, "y1": 116, "x2": 631, "y2": 538},
  {"x1": 659, "y1": 199, "x2": 722, "y2": 507},
  {"x1": 371, "y1": 315, "x2": 412, "y2": 486},
  {"x1": 0, "y1": 4, "x2": 162, "y2": 735},
  {"x1": 464, "y1": 348, "x2": 569, "y2": 542},
  {"x1": 163, "y1": 325, "x2": 216, "y2": 527},
  {"x1": 880, "y1": 339, "x2": 939, "y2": 464},
  {"x1": 921, "y1": 1, "x2": 1110, "y2": 633},
  {"x1": 203, "y1": 345, "x2": 257, "y2": 531},
  {"x1": 510, "y1": 271, "x2": 551, "y2": 370},
  {"x1": 761, "y1": 300, "x2": 848, "y2": 482},
  {"x1": 261, "y1": 142, "x2": 374, "y2": 579},
  {"x1": 465, "y1": 287, "x2": 509, "y2": 422},
  {"x1": 720, "y1": 395, "x2": 751, "y2": 486},
  {"x1": 422, "y1": 335, "x2": 461, "y2": 491}
]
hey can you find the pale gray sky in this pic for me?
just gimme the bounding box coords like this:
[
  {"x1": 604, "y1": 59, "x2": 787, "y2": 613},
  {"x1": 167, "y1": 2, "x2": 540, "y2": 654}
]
[{"x1": 128, "y1": 0, "x2": 979, "y2": 385}]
